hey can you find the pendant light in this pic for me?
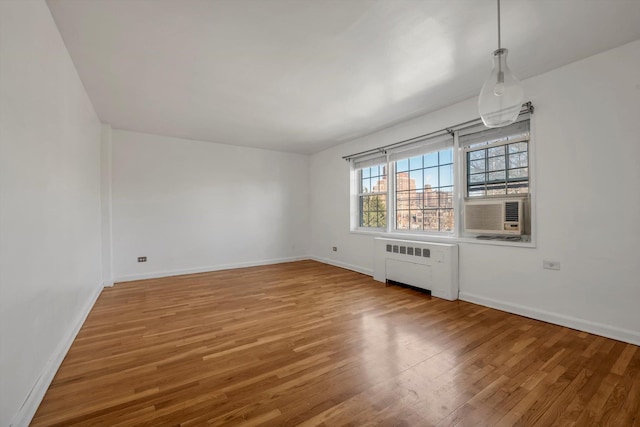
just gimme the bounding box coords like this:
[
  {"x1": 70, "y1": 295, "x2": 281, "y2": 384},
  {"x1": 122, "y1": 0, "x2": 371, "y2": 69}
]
[{"x1": 478, "y1": 0, "x2": 524, "y2": 128}]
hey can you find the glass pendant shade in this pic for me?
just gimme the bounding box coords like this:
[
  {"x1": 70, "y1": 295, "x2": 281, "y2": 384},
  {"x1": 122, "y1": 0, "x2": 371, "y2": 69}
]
[{"x1": 478, "y1": 48, "x2": 524, "y2": 128}]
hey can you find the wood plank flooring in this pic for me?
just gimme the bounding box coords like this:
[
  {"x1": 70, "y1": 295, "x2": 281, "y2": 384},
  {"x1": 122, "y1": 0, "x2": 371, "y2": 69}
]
[{"x1": 32, "y1": 260, "x2": 640, "y2": 426}]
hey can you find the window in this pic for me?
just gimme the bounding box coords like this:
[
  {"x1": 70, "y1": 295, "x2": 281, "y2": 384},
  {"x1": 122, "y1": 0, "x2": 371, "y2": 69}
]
[
  {"x1": 357, "y1": 164, "x2": 387, "y2": 228},
  {"x1": 462, "y1": 119, "x2": 530, "y2": 198},
  {"x1": 348, "y1": 108, "x2": 533, "y2": 241},
  {"x1": 466, "y1": 141, "x2": 528, "y2": 197},
  {"x1": 395, "y1": 148, "x2": 454, "y2": 232}
]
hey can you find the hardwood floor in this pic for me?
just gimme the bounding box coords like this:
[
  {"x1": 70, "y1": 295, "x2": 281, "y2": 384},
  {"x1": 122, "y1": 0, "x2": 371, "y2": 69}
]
[{"x1": 32, "y1": 260, "x2": 639, "y2": 426}]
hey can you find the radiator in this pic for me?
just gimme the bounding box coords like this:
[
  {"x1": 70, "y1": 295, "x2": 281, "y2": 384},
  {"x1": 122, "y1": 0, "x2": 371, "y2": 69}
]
[{"x1": 373, "y1": 238, "x2": 459, "y2": 301}]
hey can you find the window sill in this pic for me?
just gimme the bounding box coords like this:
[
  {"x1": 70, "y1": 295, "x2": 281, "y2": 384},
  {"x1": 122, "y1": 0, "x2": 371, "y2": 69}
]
[
  {"x1": 456, "y1": 236, "x2": 536, "y2": 248},
  {"x1": 350, "y1": 229, "x2": 536, "y2": 248},
  {"x1": 350, "y1": 228, "x2": 386, "y2": 237}
]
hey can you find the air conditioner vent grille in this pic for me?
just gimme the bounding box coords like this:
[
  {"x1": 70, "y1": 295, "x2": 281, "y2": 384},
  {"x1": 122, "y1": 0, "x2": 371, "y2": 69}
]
[
  {"x1": 505, "y1": 201, "x2": 520, "y2": 222},
  {"x1": 463, "y1": 198, "x2": 524, "y2": 235},
  {"x1": 466, "y1": 204, "x2": 502, "y2": 230}
]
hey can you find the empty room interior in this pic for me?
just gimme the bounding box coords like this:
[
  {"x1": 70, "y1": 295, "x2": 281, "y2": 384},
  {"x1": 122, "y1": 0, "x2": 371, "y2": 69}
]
[{"x1": 2, "y1": 0, "x2": 640, "y2": 425}]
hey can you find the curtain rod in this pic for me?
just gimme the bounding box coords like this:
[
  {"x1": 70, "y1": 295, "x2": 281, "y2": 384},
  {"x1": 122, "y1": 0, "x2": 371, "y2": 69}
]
[{"x1": 343, "y1": 102, "x2": 534, "y2": 161}]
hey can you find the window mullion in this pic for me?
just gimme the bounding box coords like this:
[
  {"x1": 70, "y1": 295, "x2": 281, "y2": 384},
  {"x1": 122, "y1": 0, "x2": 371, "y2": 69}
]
[{"x1": 388, "y1": 161, "x2": 395, "y2": 233}]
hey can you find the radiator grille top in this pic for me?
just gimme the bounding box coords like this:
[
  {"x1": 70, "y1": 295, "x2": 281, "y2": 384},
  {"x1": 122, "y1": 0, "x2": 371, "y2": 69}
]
[{"x1": 385, "y1": 244, "x2": 430, "y2": 258}]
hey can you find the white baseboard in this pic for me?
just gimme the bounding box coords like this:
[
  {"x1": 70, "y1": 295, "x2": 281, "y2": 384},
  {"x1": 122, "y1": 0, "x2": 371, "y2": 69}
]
[
  {"x1": 459, "y1": 292, "x2": 640, "y2": 346},
  {"x1": 114, "y1": 256, "x2": 309, "y2": 283},
  {"x1": 102, "y1": 280, "x2": 114, "y2": 287},
  {"x1": 10, "y1": 283, "x2": 103, "y2": 427},
  {"x1": 309, "y1": 256, "x2": 373, "y2": 277}
]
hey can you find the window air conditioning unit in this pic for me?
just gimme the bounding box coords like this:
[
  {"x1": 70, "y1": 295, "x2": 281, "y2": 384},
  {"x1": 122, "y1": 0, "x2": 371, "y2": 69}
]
[{"x1": 464, "y1": 198, "x2": 523, "y2": 235}]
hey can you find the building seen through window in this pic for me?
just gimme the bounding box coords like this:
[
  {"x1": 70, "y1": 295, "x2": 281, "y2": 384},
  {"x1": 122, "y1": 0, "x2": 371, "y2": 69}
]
[
  {"x1": 352, "y1": 115, "x2": 531, "y2": 237},
  {"x1": 395, "y1": 148, "x2": 454, "y2": 232}
]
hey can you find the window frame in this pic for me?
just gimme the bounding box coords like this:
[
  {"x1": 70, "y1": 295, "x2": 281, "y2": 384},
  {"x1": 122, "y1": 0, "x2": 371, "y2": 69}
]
[
  {"x1": 355, "y1": 164, "x2": 388, "y2": 231},
  {"x1": 392, "y1": 147, "x2": 456, "y2": 235},
  {"x1": 463, "y1": 135, "x2": 530, "y2": 199},
  {"x1": 349, "y1": 114, "x2": 535, "y2": 246},
  {"x1": 457, "y1": 118, "x2": 535, "y2": 243}
]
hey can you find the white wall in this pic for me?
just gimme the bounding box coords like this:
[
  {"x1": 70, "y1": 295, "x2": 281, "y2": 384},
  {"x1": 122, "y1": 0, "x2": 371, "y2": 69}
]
[
  {"x1": 100, "y1": 124, "x2": 114, "y2": 287},
  {"x1": 0, "y1": 5, "x2": 636, "y2": 426},
  {"x1": 310, "y1": 40, "x2": 640, "y2": 344},
  {"x1": 0, "y1": 1, "x2": 103, "y2": 425},
  {"x1": 111, "y1": 130, "x2": 309, "y2": 281}
]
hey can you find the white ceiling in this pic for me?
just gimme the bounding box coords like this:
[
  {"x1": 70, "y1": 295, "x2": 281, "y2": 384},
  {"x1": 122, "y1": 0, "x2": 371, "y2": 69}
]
[{"x1": 46, "y1": 0, "x2": 640, "y2": 154}]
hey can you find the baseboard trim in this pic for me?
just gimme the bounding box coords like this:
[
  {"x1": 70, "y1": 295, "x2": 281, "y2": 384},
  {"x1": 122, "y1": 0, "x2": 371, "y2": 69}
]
[
  {"x1": 309, "y1": 256, "x2": 373, "y2": 277},
  {"x1": 459, "y1": 292, "x2": 640, "y2": 346},
  {"x1": 114, "y1": 256, "x2": 309, "y2": 283},
  {"x1": 10, "y1": 283, "x2": 103, "y2": 427}
]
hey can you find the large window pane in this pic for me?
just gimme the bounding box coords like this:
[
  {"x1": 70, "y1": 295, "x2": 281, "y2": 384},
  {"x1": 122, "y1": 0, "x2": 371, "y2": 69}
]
[
  {"x1": 488, "y1": 146, "x2": 505, "y2": 157},
  {"x1": 410, "y1": 188, "x2": 424, "y2": 205},
  {"x1": 439, "y1": 164, "x2": 453, "y2": 187},
  {"x1": 360, "y1": 194, "x2": 386, "y2": 228},
  {"x1": 468, "y1": 186, "x2": 486, "y2": 197},
  {"x1": 397, "y1": 190, "x2": 410, "y2": 208},
  {"x1": 372, "y1": 176, "x2": 385, "y2": 192},
  {"x1": 410, "y1": 211, "x2": 422, "y2": 230},
  {"x1": 509, "y1": 152, "x2": 528, "y2": 169},
  {"x1": 422, "y1": 209, "x2": 439, "y2": 231},
  {"x1": 424, "y1": 152, "x2": 439, "y2": 168},
  {"x1": 361, "y1": 177, "x2": 371, "y2": 192},
  {"x1": 396, "y1": 172, "x2": 411, "y2": 191},
  {"x1": 508, "y1": 142, "x2": 527, "y2": 153},
  {"x1": 439, "y1": 209, "x2": 455, "y2": 232},
  {"x1": 439, "y1": 149, "x2": 453, "y2": 165},
  {"x1": 396, "y1": 210, "x2": 410, "y2": 230},
  {"x1": 488, "y1": 171, "x2": 506, "y2": 181},
  {"x1": 424, "y1": 167, "x2": 438, "y2": 188},
  {"x1": 469, "y1": 159, "x2": 485, "y2": 173},
  {"x1": 468, "y1": 150, "x2": 485, "y2": 161},
  {"x1": 410, "y1": 170, "x2": 423, "y2": 189},
  {"x1": 409, "y1": 156, "x2": 423, "y2": 170},
  {"x1": 508, "y1": 167, "x2": 528, "y2": 179},
  {"x1": 488, "y1": 156, "x2": 505, "y2": 171},
  {"x1": 486, "y1": 186, "x2": 507, "y2": 196},
  {"x1": 439, "y1": 187, "x2": 454, "y2": 208},
  {"x1": 507, "y1": 182, "x2": 529, "y2": 194},
  {"x1": 424, "y1": 189, "x2": 438, "y2": 208},
  {"x1": 395, "y1": 147, "x2": 455, "y2": 233},
  {"x1": 465, "y1": 140, "x2": 529, "y2": 198},
  {"x1": 358, "y1": 165, "x2": 387, "y2": 229},
  {"x1": 469, "y1": 173, "x2": 485, "y2": 183}
]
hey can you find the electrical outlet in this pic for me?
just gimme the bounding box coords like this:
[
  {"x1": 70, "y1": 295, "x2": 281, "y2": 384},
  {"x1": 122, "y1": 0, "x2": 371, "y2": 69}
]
[
  {"x1": 543, "y1": 260, "x2": 560, "y2": 270},
  {"x1": 137, "y1": 256, "x2": 147, "y2": 262},
  {"x1": 332, "y1": 246, "x2": 337, "y2": 252}
]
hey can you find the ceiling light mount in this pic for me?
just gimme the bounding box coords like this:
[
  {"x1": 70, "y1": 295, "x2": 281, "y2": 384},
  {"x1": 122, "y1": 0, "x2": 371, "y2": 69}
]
[{"x1": 478, "y1": 0, "x2": 524, "y2": 128}]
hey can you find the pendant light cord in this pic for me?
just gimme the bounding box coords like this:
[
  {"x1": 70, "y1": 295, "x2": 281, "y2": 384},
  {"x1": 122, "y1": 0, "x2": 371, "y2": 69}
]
[
  {"x1": 496, "y1": 0, "x2": 502, "y2": 79},
  {"x1": 497, "y1": 0, "x2": 501, "y2": 50}
]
